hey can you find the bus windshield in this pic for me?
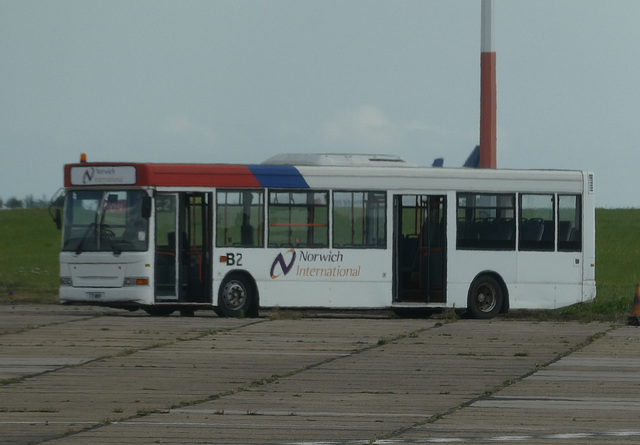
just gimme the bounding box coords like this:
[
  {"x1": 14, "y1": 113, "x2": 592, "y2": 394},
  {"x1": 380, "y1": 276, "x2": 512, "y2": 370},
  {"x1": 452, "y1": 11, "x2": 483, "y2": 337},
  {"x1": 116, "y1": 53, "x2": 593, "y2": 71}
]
[{"x1": 62, "y1": 190, "x2": 150, "y2": 253}]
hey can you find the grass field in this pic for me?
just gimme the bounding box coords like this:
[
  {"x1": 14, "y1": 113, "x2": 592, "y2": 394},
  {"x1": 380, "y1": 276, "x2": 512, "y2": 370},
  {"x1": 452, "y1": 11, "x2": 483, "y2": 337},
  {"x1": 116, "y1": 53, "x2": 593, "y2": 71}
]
[
  {"x1": 575, "y1": 208, "x2": 640, "y2": 320},
  {"x1": 1, "y1": 208, "x2": 638, "y2": 320},
  {"x1": 0, "y1": 209, "x2": 60, "y2": 301}
]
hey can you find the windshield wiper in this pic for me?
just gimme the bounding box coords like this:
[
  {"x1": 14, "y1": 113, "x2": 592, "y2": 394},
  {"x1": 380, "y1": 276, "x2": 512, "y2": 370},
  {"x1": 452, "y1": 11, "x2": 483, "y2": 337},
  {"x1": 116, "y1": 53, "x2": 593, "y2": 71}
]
[
  {"x1": 75, "y1": 223, "x2": 97, "y2": 255},
  {"x1": 74, "y1": 223, "x2": 121, "y2": 255},
  {"x1": 103, "y1": 225, "x2": 121, "y2": 255}
]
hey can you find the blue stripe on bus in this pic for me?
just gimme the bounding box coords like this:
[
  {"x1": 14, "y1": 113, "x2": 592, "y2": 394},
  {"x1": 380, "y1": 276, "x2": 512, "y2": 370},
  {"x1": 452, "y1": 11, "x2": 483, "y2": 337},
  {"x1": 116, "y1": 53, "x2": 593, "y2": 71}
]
[{"x1": 248, "y1": 165, "x2": 309, "y2": 188}]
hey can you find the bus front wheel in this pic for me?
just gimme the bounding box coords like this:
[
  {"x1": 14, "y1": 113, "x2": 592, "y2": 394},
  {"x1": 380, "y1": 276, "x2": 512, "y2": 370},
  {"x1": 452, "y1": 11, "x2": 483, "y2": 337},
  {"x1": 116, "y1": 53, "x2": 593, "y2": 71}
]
[
  {"x1": 218, "y1": 273, "x2": 257, "y2": 318},
  {"x1": 467, "y1": 275, "x2": 503, "y2": 319}
]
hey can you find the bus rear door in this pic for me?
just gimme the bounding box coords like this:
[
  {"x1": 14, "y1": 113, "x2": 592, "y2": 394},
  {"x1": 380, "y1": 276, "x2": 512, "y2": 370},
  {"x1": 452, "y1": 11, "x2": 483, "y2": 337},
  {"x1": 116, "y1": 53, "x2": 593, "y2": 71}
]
[{"x1": 394, "y1": 195, "x2": 446, "y2": 304}]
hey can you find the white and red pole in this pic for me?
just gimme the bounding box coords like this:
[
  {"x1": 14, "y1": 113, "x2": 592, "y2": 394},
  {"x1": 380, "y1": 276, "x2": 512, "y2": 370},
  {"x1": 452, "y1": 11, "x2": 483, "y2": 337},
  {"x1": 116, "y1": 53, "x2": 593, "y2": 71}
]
[{"x1": 479, "y1": 0, "x2": 497, "y2": 168}]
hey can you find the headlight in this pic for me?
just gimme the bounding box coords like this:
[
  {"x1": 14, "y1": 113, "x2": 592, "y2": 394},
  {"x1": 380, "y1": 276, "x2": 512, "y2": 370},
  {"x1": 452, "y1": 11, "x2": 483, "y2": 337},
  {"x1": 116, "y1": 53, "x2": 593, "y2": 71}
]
[{"x1": 60, "y1": 277, "x2": 72, "y2": 286}]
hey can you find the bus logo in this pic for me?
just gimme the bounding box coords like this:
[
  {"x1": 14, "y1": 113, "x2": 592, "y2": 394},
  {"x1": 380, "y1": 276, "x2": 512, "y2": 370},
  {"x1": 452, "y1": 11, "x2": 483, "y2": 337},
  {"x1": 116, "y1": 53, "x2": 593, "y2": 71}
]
[
  {"x1": 82, "y1": 167, "x2": 95, "y2": 184},
  {"x1": 270, "y1": 249, "x2": 296, "y2": 279}
]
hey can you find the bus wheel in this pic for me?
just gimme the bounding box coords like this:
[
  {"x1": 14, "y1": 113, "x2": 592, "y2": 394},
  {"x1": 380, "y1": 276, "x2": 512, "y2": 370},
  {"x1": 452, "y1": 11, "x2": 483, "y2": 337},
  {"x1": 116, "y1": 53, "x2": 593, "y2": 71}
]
[
  {"x1": 467, "y1": 275, "x2": 503, "y2": 319},
  {"x1": 218, "y1": 273, "x2": 256, "y2": 318}
]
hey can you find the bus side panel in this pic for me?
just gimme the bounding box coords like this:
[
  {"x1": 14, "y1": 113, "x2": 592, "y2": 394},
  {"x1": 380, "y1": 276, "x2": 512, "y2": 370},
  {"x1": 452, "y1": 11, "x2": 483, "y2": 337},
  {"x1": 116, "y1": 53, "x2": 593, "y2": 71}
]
[
  {"x1": 447, "y1": 278, "x2": 582, "y2": 310},
  {"x1": 508, "y1": 283, "x2": 584, "y2": 309},
  {"x1": 516, "y1": 252, "x2": 584, "y2": 308},
  {"x1": 258, "y1": 281, "x2": 391, "y2": 308},
  {"x1": 213, "y1": 248, "x2": 392, "y2": 309},
  {"x1": 583, "y1": 280, "x2": 596, "y2": 303},
  {"x1": 448, "y1": 250, "x2": 586, "y2": 310},
  {"x1": 446, "y1": 250, "x2": 517, "y2": 309}
]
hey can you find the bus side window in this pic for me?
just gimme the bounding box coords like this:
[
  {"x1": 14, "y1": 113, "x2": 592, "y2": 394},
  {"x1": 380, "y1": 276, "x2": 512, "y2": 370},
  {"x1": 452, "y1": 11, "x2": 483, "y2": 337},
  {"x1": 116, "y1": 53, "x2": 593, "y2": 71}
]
[
  {"x1": 456, "y1": 193, "x2": 515, "y2": 250},
  {"x1": 268, "y1": 191, "x2": 328, "y2": 248},
  {"x1": 216, "y1": 190, "x2": 264, "y2": 248},
  {"x1": 519, "y1": 194, "x2": 554, "y2": 251},
  {"x1": 558, "y1": 195, "x2": 581, "y2": 251},
  {"x1": 333, "y1": 191, "x2": 386, "y2": 248}
]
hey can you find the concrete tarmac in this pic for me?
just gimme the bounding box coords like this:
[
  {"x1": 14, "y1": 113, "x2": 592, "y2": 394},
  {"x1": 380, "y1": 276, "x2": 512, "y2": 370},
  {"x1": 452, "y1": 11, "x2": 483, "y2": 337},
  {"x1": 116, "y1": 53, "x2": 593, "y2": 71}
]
[{"x1": 0, "y1": 304, "x2": 638, "y2": 444}]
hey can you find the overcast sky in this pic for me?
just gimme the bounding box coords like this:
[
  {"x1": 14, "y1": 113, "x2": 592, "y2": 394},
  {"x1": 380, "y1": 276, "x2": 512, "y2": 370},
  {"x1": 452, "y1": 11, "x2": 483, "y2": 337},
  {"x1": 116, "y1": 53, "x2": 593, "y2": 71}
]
[{"x1": 1, "y1": 1, "x2": 638, "y2": 208}]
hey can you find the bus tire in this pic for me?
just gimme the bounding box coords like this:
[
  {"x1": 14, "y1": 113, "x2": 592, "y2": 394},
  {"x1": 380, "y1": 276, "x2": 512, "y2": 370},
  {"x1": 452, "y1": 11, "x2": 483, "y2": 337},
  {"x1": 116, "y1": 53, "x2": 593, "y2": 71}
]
[
  {"x1": 467, "y1": 275, "x2": 503, "y2": 319},
  {"x1": 218, "y1": 273, "x2": 257, "y2": 318}
]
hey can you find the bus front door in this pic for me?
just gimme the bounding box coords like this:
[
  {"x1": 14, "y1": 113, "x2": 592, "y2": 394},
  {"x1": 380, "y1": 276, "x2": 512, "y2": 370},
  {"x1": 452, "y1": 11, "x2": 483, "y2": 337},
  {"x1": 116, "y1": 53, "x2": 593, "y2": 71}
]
[
  {"x1": 394, "y1": 195, "x2": 446, "y2": 303},
  {"x1": 155, "y1": 192, "x2": 212, "y2": 304}
]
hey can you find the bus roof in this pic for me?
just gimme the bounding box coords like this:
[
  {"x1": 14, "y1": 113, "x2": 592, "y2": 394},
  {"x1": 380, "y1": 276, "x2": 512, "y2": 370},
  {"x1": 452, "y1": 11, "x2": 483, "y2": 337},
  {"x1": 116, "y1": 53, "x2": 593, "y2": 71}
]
[
  {"x1": 262, "y1": 153, "x2": 416, "y2": 167},
  {"x1": 63, "y1": 159, "x2": 592, "y2": 195}
]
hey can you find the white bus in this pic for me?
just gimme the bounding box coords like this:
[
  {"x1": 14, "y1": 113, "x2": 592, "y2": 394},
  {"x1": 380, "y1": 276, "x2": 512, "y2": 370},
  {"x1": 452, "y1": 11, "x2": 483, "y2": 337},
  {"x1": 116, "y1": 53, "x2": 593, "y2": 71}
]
[{"x1": 56, "y1": 153, "x2": 595, "y2": 319}]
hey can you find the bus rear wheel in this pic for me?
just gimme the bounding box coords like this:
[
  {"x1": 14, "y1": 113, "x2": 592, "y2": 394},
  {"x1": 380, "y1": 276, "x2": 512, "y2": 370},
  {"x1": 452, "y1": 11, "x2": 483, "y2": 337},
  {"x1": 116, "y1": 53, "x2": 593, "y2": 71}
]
[
  {"x1": 218, "y1": 273, "x2": 257, "y2": 318},
  {"x1": 467, "y1": 275, "x2": 503, "y2": 319}
]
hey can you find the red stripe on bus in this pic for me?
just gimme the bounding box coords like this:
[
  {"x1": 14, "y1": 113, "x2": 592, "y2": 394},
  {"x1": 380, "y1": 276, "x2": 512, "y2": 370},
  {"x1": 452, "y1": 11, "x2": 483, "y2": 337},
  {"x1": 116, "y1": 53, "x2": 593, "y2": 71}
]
[
  {"x1": 64, "y1": 163, "x2": 263, "y2": 188},
  {"x1": 142, "y1": 164, "x2": 261, "y2": 187}
]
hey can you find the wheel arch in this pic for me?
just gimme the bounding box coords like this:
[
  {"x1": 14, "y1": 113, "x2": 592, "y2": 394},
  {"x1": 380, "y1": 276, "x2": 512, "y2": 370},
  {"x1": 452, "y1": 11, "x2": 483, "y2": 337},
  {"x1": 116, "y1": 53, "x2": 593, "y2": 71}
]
[{"x1": 468, "y1": 270, "x2": 509, "y2": 314}]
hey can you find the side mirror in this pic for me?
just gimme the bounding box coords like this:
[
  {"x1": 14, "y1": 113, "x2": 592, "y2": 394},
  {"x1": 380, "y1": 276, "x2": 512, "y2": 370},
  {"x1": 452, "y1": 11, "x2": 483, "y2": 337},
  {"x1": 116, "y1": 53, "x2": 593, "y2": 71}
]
[
  {"x1": 48, "y1": 188, "x2": 65, "y2": 230},
  {"x1": 141, "y1": 196, "x2": 152, "y2": 219},
  {"x1": 53, "y1": 208, "x2": 62, "y2": 230}
]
